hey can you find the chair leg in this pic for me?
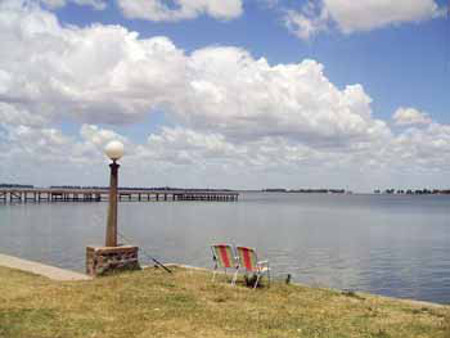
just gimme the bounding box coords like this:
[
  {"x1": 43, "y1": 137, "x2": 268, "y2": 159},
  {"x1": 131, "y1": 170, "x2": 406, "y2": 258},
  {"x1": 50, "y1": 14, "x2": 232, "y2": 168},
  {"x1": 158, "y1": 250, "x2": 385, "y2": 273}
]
[
  {"x1": 254, "y1": 274, "x2": 261, "y2": 289},
  {"x1": 231, "y1": 269, "x2": 238, "y2": 286},
  {"x1": 244, "y1": 273, "x2": 250, "y2": 286},
  {"x1": 212, "y1": 261, "x2": 218, "y2": 282}
]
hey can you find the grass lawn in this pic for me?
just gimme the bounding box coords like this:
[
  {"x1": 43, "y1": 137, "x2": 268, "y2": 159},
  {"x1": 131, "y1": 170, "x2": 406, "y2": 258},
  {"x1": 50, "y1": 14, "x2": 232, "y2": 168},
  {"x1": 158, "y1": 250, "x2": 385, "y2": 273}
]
[{"x1": 0, "y1": 265, "x2": 449, "y2": 337}]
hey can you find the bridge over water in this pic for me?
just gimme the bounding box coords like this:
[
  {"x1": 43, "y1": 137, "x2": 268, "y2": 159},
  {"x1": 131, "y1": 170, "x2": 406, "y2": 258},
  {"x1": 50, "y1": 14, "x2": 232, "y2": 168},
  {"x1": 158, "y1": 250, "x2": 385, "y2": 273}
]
[{"x1": 0, "y1": 188, "x2": 239, "y2": 203}]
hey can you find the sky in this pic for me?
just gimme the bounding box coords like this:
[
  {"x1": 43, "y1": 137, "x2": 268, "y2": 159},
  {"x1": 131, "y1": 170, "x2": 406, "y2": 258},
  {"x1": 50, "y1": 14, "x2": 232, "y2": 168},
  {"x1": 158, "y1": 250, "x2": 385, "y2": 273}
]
[{"x1": 0, "y1": 0, "x2": 449, "y2": 192}]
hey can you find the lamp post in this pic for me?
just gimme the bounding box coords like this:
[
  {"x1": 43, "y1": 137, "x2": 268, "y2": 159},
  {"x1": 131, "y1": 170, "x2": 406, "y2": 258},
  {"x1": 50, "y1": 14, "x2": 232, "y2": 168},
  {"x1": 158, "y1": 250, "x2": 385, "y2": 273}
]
[
  {"x1": 104, "y1": 140, "x2": 124, "y2": 247},
  {"x1": 86, "y1": 140, "x2": 139, "y2": 276}
]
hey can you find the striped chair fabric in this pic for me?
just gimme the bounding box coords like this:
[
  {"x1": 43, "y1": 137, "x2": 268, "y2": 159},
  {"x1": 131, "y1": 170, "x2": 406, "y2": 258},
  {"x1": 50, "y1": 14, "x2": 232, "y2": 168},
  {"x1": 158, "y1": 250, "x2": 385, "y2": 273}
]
[
  {"x1": 211, "y1": 243, "x2": 239, "y2": 285},
  {"x1": 236, "y1": 246, "x2": 270, "y2": 288},
  {"x1": 211, "y1": 244, "x2": 237, "y2": 268}
]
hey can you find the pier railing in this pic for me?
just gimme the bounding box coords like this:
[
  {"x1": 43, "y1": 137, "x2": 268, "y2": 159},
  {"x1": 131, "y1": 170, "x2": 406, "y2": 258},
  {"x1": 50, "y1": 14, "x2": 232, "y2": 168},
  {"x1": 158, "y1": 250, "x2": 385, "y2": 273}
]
[{"x1": 0, "y1": 188, "x2": 239, "y2": 203}]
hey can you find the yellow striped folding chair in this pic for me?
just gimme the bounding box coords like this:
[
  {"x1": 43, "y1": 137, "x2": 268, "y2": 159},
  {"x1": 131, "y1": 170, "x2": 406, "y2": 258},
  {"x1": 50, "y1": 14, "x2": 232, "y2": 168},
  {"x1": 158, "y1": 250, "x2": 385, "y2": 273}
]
[
  {"x1": 236, "y1": 246, "x2": 270, "y2": 288},
  {"x1": 211, "y1": 243, "x2": 239, "y2": 285}
]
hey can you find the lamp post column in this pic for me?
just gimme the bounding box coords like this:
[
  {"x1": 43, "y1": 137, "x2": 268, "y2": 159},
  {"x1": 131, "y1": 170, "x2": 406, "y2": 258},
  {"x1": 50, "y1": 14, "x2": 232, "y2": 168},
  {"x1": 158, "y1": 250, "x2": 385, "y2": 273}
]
[
  {"x1": 86, "y1": 140, "x2": 139, "y2": 276},
  {"x1": 106, "y1": 160, "x2": 119, "y2": 247}
]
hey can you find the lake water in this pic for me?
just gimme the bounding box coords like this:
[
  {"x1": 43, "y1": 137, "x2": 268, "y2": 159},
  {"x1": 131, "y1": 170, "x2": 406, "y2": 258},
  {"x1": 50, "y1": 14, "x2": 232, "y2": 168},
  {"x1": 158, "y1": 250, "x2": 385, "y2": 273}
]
[{"x1": 0, "y1": 192, "x2": 449, "y2": 304}]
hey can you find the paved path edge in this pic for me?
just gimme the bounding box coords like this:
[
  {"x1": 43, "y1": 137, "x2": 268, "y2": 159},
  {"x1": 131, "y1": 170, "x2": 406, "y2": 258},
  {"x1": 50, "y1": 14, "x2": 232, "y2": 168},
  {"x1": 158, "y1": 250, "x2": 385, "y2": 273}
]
[{"x1": 0, "y1": 253, "x2": 92, "y2": 281}]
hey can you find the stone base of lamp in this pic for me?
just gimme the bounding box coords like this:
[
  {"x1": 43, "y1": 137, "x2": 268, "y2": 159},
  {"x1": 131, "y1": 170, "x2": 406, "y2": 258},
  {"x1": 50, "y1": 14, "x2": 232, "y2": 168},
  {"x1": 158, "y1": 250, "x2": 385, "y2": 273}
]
[{"x1": 86, "y1": 245, "x2": 140, "y2": 276}]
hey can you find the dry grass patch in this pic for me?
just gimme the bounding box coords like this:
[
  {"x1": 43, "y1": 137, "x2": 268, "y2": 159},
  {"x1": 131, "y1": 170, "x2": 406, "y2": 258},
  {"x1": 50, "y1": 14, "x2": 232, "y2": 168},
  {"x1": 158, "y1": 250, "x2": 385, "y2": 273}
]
[{"x1": 0, "y1": 266, "x2": 449, "y2": 337}]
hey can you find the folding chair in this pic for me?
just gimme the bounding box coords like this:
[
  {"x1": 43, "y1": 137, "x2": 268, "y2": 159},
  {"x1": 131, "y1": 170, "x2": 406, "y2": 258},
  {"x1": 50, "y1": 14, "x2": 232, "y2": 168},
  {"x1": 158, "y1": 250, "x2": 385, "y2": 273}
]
[
  {"x1": 236, "y1": 246, "x2": 270, "y2": 288},
  {"x1": 211, "y1": 243, "x2": 239, "y2": 285}
]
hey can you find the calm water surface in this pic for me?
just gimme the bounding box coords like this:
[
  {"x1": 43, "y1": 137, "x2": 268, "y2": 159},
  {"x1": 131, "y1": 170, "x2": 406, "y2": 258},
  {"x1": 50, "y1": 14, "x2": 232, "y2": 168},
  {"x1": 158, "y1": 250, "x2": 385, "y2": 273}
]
[{"x1": 0, "y1": 193, "x2": 449, "y2": 304}]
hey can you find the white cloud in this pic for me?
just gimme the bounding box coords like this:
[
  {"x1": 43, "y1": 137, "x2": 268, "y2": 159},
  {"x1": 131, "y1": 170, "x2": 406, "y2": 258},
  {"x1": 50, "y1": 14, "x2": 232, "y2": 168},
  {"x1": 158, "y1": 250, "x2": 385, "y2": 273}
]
[
  {"x1": 0, "y1": 4, "x2": 390, "y2": 147},
  {"x1": 183, "y1": 47, "x2": 390, "y2": 146},
  {"x1": 393, "y1": 107, "x2": 432, "y2": 126},
  {"x1": 389, "y1": 123, "x2": 450, "y2": 171},
  {"x1": 284, "y1": 2, "x2": 329, "y2": 40},
  {"x1": 0, "y1": 3, "x2": 187, "y2": 124},
  {"x1": 1, "y1": 124, "x2": 72, "y2": 165},
  {"x1": 328, "y1": 0, "x2": 443, "y2": 33},
  {"x1": 1, "y1": 3, "x2": 450, "y2": 190},
  {"x1": 80, "y1": 124, "x2": 128, "y2": 147},
  {"x1": 0, "y1": 103, "x2": 50, "y2": 127},
  {"x1": 144, "y1": 127, "x2": 244, "y2": 166},
  {"x1": 117, "y1": 0, "x2": 243, "y2": 22},
  {"x1": 1, "y1": 118, "x2": 450, "y2": 189},
  {"x1": 284, "y1": 0, "x2": 445, "y2": 39}
]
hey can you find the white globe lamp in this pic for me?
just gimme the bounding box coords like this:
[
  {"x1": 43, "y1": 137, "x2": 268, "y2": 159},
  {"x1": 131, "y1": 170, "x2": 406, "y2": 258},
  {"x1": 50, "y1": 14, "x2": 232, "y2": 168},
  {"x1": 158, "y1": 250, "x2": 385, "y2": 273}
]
[{"x1": 105, "y1": 140, "x2": 124, "y2": 162}]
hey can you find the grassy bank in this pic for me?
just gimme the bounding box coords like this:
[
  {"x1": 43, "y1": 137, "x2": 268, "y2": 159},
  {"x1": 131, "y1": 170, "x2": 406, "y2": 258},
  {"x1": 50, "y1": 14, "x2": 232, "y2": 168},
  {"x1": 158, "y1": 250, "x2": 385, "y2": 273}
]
[{"x1": 0, "y1": 266, "x2": 449, "y2": 337}]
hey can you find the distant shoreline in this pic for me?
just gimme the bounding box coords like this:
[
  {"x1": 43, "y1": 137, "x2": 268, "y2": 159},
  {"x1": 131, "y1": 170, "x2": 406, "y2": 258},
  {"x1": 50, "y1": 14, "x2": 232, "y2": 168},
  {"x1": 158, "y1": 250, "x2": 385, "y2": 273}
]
[{"x1": 2, "y1": 183, "x2": 450, "y2": 196}]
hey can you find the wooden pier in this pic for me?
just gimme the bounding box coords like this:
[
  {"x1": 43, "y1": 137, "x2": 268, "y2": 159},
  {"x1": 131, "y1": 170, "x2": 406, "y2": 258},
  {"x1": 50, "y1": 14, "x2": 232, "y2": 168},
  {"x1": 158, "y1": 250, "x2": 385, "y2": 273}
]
[{"x1": 0, "y1": 188, "x2": 239, "y2": 204}]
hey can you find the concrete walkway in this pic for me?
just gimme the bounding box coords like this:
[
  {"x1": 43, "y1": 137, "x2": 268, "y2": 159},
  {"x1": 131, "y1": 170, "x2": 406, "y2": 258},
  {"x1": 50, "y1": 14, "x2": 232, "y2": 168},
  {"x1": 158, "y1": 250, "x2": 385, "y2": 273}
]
[{"x1": 0, "y1": 253, "x2": 92, "y2": 281}]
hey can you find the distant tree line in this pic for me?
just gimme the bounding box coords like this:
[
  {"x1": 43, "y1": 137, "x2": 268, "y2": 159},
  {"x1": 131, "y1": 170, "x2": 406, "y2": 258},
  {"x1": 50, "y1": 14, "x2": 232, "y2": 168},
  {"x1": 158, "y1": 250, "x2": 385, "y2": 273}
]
[
  {"x1": 262, "y1": 188, "x2": 346, "y2": 194},
  {"x1": 0, "y1": 183, "x2": 34, "y2": 188},
  {"x1": 374, "y1": 189, "x2": 450, "y2": 195}
]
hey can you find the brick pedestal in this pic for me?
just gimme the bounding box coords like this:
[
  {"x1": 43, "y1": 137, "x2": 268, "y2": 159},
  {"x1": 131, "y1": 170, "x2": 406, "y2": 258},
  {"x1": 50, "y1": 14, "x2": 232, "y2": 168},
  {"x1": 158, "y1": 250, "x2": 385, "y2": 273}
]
[{"x1": 86, "y1": 245, "x2": 140, "y2": 276}]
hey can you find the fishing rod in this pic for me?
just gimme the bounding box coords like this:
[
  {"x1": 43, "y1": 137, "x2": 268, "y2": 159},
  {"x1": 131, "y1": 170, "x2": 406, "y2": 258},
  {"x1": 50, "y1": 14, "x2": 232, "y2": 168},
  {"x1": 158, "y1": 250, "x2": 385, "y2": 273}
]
[{"x1": 118, "y1": 231, "x2": 172, "y2": 274}]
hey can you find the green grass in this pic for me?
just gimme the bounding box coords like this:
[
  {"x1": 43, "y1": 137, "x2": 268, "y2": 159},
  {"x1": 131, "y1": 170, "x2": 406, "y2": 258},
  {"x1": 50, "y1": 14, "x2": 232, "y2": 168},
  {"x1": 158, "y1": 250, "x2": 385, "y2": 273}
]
[{"x1": 0, "y1": 266, "x2": 449, "y2": 337}]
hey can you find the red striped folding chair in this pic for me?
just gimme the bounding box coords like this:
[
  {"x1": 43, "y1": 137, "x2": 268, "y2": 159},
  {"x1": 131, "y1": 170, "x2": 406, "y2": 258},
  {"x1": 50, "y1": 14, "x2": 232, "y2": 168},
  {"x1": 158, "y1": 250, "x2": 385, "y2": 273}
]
[
  {"x1": 236, "y1": 246, "x2": 270, "y2": 288},
  {"x1": 211, "y1": 243, "x2": 239, "y2": 285}
]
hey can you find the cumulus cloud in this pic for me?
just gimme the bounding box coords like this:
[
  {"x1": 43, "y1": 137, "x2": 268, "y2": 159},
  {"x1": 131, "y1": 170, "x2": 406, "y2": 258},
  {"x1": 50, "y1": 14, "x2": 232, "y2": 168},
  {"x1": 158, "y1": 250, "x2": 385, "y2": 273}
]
[
  {"x1": 0, "y1": 3, "x2": 187, "y2": 124},
  {"x1": 284, "y1": 0, "x2": 445, "y2": 39},
  {"x1": 1, "y1": 3, "x2": 449, "y2": 189},
  {"x1": 0, "y1": 103, "x2": 50, "y2": 127},
  {"x1": 393, "y1": 107, "x2": 432, "y2": 126},
  {"x1": 143, "y1": 127, "x2": 244, "y2": 166},
  {"x1": 285, "y1": 2, "x2": 329, "y2": 40},
  {"x1": 183, "y1": 47, "x2": 390, "y2": 146},
  {"x1": 80, "y1": 124, "x2": 128, "y2": 147},
  {"x1": 389, "y1": 123, "x2": 450, "y2": 172},
  {"x1": 0, "y1": 3, "x2": 391, "y2": 147},
  {"x1": 2, "y1": 119, "x2": 450, "y2": 189},
  {"x1": 117, "y1": 0, "x2": 243, "y2": 22},
  {"x1": 0, "y1": 123, "x2": 129, "y2": 185},
  {"x1": 0, "y1": 124, "x2": 72, "y2": 166}
]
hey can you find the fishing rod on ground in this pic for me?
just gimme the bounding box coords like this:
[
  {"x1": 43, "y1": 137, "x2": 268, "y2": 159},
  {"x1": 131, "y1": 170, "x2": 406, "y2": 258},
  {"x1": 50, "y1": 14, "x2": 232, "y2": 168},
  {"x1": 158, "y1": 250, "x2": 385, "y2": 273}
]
[{"x1": 117, "y1": 231, "x2": 172, "y2": 274}]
